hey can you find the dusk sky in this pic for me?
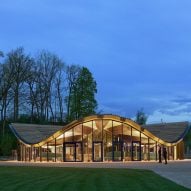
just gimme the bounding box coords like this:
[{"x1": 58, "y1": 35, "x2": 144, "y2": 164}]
[{"x1": 1, "y1": 0, "x2": 191, "y2": 123}]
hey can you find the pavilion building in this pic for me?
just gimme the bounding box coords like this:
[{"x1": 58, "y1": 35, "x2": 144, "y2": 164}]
[{"x1": 9, "y1": 114, "x2": 191, "y2": 162}]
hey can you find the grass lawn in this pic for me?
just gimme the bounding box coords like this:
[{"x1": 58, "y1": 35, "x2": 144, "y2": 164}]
[{"x1": 0, "y1": 166, "x2": 190, "y2": 191}]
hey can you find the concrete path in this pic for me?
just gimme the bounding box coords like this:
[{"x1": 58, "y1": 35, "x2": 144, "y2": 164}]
[{"x1": 0, "y1": 160, "x2": 191, "y2": 189}]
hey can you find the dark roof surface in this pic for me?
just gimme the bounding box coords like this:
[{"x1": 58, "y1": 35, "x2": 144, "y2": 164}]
[
  {"x1": 10, "y1": 123, "x2": 63, "y2": 144},
  {"x1": 142, "y1": 121, "x2": 190, "y2": 143},
  {"x1": 10, "y1": 120, "x2": 191, "y2": 145}
]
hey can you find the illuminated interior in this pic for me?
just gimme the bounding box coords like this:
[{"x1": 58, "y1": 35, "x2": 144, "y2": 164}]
[{"x1": 11, "y1": 115, "x2": 189, "y2": 162}]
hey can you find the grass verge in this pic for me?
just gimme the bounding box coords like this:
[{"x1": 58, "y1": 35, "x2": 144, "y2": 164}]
[{"x1": 0, "y1": 166, "x2": 190, "y2": 191}]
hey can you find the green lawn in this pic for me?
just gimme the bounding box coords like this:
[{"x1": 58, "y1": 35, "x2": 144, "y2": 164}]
[{"x1": 0, "y1": 166, "x2": 190, "y2": 191}]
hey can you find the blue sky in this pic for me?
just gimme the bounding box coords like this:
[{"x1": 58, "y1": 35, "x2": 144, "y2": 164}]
[{"x1": 1, "y1": 0, "x2": 191, "y2": 123}]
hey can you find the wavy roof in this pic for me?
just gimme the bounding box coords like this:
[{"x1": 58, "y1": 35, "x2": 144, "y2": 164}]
[
  {"x1": 142, "y1": 121, "x2": 190, "y2": 143},
  {"x1": 9, "y1": 123, "x2": 63, "y2": 145},
  {"x1": 9, "y1": 115, "x2": 190, "y2": 147}
]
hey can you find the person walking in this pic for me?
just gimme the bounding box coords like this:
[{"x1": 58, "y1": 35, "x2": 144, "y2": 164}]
[
  {"x1": 158, "y1": 146, "x2": 162, "y2": 163},
  {"x1": 163, "y1": 147, "x2": 167, "y2": 164}
]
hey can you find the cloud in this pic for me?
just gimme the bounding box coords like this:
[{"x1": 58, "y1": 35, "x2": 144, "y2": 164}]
[
  {"x1": 147, "y1": 110, "x2": 191, "y2": 123},
  {"x1": 98, "y1": 93, "x2": 191, "y2": 123},
  {"x1": 147, "y1": 95, "x2": 191, "y2": 123},
  {"x1": 172, "y1": 97, "x2": 191, "y2": 104}
]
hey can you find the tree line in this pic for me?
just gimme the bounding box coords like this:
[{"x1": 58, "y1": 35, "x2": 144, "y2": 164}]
[{"x1": 0, "y1": 47, "x2": 98, "y2": 136}]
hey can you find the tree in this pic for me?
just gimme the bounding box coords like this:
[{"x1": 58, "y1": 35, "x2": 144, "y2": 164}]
[
  {"x1": 69, "y1": 67, "x2": 97, "y2": 121},
  {"x1": 135, "y1": 108, "x2": 147, "y2": 125},
  {"x1": 6, "y1": 47, "x2": 33, "y2": 121},
  {"x1": 26, "y1": 62, "x2": 40, "y2": 122},
  {"x1": 0, "y1": 62, "x2": 15, "y2": 135},
  {"x1": 34, "y1": 50, "x2": 64, "y2": 122},
  {"x1": 54, "y1": 64, "x2": 65, "y2": 123},
  {"x1": 0, "y1": 47, "x2": 98, "y2": 126},
  {"x1": 65, "y1": 65, "x2": 81, "y2": 122}
]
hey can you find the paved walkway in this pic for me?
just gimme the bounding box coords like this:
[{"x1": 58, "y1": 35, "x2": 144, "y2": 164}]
[{"x1": 0, "y1": 160, "x2": 191, "y2": 189}]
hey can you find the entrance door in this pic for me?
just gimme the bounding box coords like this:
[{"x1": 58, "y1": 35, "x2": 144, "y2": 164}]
[
  {"x1": 132, "y1": 141, "x2": 141, "y2": 161},
  {"x1": 64, "y1": 142, "x2": 82, "y2": 162},
  {"x1": 75, "y1": 142, "x2": 82, "y2": 162},
  {"x1": 93, "y1": 142, "x2": 103, "y2": 162},
  {"x1": 113, "y1": 142, "x2": 123, "y2": 161}
]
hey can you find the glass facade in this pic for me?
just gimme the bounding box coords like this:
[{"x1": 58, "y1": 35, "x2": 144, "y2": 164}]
[
  {"x1": 183, "y1": 129, "x2": 191, "y2": 159},
  {"x1": 19, "y1": 118, "x2": 177, "y2": 162}
]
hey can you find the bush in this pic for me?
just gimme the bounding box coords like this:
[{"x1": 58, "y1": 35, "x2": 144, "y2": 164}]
[
  {"x1": 0, "y1": 121, "x2": 18, "y2": 156},
  {"x1": 0, "y1": 133, "x2": 17, "y2": 156}
]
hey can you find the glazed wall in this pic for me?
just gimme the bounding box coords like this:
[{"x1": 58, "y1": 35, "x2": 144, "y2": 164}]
[{"x1": 19, "y1": 119, "x2": 176, "y2": 162}]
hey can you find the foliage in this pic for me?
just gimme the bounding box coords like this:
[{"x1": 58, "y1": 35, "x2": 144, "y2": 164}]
[
  {"x1": 65, "y1": 65, "x2": 81, "y2": 122},
  {"x1": 0, "y1": 122, "x2": 17, "y2": 156},
  {"x1": 17, "y1": 114, "x2": 32, "y2": 123},
  {"x1": 0, "y1": 134, "x2": 17, "y2": 156},
  {"x1": 135, "y1": 108, "x2": 147, "y2": 125},
  {"x1": 0, "y1": 167, "x2": 189, "y2": 191},
  {"x1": 0, "y1": 47, "x2": 98, "y2": 128},
  {"x1": 69, "y1": 67, "x2": 97, "y2": 121},
  {"x1": 0, "y1": 47, "x2": 99, "y2": 156}
]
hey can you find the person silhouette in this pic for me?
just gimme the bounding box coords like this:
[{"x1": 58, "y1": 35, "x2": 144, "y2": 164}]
[
  {"x1": 158, "y1": 146, "x2": 162, "y2": 163},
  {"x1": 163, "y1": 147, "x2": 167, "y2": 164}
]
